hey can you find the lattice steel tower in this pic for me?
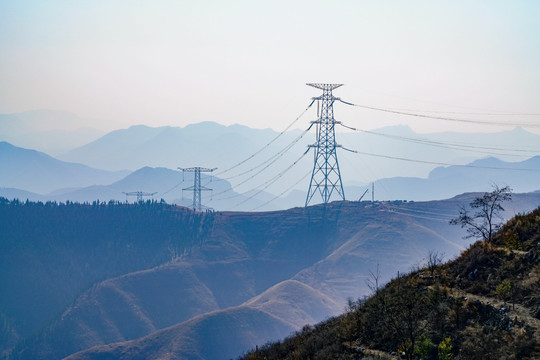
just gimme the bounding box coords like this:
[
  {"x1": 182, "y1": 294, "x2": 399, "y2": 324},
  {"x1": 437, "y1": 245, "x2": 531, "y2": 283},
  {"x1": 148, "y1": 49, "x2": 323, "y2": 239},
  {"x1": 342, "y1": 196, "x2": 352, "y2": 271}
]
[
  {"x1": 179, "y1": 167, "x2": 216, "y2": 211},
  {"x1": 305, "y1": 83, "x2": 345, "y2": 206}
]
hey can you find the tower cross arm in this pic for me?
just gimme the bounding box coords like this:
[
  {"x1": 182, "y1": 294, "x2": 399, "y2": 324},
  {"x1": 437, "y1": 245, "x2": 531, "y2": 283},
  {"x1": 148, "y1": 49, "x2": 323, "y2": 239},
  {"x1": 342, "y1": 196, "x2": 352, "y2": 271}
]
[
  {"x1": 312, "y1": 96, "x2": 341, "y2": 101},
  {"x1": 182, "y1": 186, "x2": 213, "y2": 191},
  {"x1": 178, "y1": 167, "x2": 217, "y2": 172},
  {"x1": 307, "y1": 83, "x2": 344, "y2": 91},
  {"x1": 122, "y1": 191, "x2": 157, "y2": 196}
]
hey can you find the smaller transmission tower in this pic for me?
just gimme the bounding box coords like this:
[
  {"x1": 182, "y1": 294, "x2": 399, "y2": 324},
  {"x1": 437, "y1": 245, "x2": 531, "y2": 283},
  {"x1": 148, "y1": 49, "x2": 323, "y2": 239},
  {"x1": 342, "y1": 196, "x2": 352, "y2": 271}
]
[
  {"x1": 123, "y1": 191, "x2": 157, "y2": 203},
  {"x1": 179, "y1": 167, "x2": 217, "y2": 211},
  {"x1": 305, "y1": 83, "x2": 345, "y2": 206}
]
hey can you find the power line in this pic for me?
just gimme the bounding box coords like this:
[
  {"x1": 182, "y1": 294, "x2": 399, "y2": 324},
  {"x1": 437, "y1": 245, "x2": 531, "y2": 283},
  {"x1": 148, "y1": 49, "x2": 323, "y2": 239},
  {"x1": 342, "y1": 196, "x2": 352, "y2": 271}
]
[
  {"x1": 165, "y1": 92, "x2": 539, "y2": 211},
  {"x1": 221, "y1": 125, "x2": 312, "y2": 181},
  {"x1": 196, "y1": 125, "x2": 311, "y2": 193},
  {"x1": 211, "y1": 149, "x2": 310, "y2": 202},
  {"x1": 379, "y1": 208, "x2": 453, "y2": 222},
  {"x1": 338, "y1": 123, "x2": 540, "y2": 157},
  {"x1": 341, "y1": 146, "x2": 540, "y2": 171},
  {"x1": 159, "y1": 179, "x2": 184, "y2": 197},
  {"x1": 214, "y1": 100, "x2": 315, "y2": 177},
  {"x1": 229, "y1": 149, "x2": 310, "y2": 209},
  {"x1": 209, "y1": 126, "x2": 312, "y2": 199},
  {"x1": 381, "y1": 204, "x2": 456, "y2": 220},
  {"x1": 381, "y1": 108, "x2": 540, "y2": 116},
  {"x1": 339, "y1": 99, "x2": 540, "y2": 128},
  {"x1": 250, "y1": 170, "x2": 312, "y2": 211}
]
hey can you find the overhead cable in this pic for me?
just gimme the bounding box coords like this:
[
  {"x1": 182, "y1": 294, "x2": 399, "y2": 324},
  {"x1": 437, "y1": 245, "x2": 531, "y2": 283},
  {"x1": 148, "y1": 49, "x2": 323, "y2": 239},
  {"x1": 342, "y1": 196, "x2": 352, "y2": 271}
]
[
  {"x1": 250, "y1": 170, "x2": 312, "y2": 211},
  {"x1": 209, "y1": 126, "x2": 311, "y2": 199},
  {"x1": 380, "y1": 107, "x2": 540, "y2": 116},
  {"x1": 158, "y1": 177, "x2": 183, "y2": 197},
  {"x1": 381, "y1": 204, "x2": 456, "y2": 220},
  {"x1": 229, "y1": 149, "x2": 311, "y2": 209},
  {"x1": 338, "y1": 123, "x2": 540, "y2": 156},
  {"x1": 339, "y1": 99, "x2": 540, "y2": 128},
  {"x1": 341, "y1": 146, "x2": 540, "y2": 171},
  {"x1": 222, "y1": 124, "x2": 312, "y2": 181},
  {"x1": 214, "y1": 100, "x2": 315, "y2": 177},
  {"x1": 380, "y1": 208, "x2": 453, "y2": 222}
]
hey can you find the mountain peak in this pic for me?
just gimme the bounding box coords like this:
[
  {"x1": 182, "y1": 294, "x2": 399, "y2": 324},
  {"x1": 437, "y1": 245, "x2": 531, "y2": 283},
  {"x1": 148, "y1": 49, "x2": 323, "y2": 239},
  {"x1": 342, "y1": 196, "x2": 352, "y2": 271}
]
[
  {"x1": 374, "y1": 124, "x2": 416, "y2": 135},
  {"x1": 0, "y1": 140, "x2": 48, "y2": 158},
  {"x1": 183, "y1": 121, "x2": 225, "y2": 130},
  {"x1": 506, "y1": 126, "x2": 531, "y2": 135}
]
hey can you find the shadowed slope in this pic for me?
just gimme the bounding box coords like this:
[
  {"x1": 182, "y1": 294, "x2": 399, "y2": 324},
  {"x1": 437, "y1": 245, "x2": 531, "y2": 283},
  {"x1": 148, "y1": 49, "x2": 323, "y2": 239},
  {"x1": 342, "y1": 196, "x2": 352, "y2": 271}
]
[{"x1": 66, "y1": 280, "x2": 341, "y2": 360}]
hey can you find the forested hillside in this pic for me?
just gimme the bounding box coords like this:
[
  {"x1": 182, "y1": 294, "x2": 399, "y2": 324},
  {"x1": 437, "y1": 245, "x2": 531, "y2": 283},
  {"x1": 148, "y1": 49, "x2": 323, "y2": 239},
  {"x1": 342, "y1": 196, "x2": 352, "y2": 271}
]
[
  {"x1": 242, "y1": 207, "x2": 540, "y2": 360},
  {"x1": 0, "y1": 198, "x2": 213, "y2": 356}
]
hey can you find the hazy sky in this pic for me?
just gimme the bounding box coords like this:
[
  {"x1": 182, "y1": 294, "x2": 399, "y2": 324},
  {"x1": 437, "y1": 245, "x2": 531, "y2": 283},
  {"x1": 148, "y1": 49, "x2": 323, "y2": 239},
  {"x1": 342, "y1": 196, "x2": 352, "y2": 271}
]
[{"x1": 1, "y1": 1, "x2": 539, "y2": 133}]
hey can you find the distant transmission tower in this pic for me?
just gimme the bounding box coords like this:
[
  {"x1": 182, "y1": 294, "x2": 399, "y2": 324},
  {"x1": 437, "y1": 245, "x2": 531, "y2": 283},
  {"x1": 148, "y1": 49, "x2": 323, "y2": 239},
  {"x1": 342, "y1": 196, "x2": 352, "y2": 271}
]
[
  {"x1": 179, "y1": 167, "x2": 217, "y2": 211},
  {"x1": 123, "y1": 191, "x2": 157, "y2": 203},
  {"x1": 305, "y1": 83, "x2": 345, "y2": 207}
]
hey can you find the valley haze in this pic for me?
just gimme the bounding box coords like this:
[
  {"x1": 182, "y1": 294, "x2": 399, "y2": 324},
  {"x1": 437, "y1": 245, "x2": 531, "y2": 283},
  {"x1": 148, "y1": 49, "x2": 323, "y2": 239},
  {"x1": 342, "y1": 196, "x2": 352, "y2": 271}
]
[{"x1": 2, "y1": 111, "x2": 540, "y2": 210}]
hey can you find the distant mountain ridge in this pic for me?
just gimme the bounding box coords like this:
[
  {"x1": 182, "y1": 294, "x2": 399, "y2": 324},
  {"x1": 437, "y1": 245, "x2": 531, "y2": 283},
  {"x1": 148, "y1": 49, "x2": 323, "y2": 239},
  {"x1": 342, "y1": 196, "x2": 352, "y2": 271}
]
[
  {"x1": 0, "y1": 164, "x2": 276, "y2": 211},
  {"x1": 2, "y1": 114, "x2": 540, "y2": 208},
  {"x1": 3, "y1": 109, "x2": 540, "y2": 185},
  {"x1": 60, "y1": 122, "x2": 296, "y2": 172},
  {"x1": 59, "y1": 121, "x2": 540, "y2": 186},
  {"x1": 2, "y1": 145, "x2": 540, "y2": 210},
  {"x1": 373, "y1": 155, "x2": 540, "y2": 201},
  {"x1": 0, "y1": 142, "x2": 129, "y2": 194},
  {"x1": 0, "y1": 110, "x2": 104, "y2": 155}
]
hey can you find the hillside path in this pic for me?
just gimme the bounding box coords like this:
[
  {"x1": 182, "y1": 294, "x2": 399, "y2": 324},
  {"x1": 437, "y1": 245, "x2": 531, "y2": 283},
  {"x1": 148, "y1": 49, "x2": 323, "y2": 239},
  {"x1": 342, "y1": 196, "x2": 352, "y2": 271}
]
[{"x1": 446, "y1": 287, "x2": 540, "y2": 343}]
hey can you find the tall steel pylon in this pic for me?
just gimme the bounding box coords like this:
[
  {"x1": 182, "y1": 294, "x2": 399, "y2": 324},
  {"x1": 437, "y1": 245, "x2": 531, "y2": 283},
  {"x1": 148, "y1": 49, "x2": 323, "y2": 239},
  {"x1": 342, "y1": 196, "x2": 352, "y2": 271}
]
[
  {"x1": 179, "y1": 167, "x2": 217, "y2": 211},
  {"x1": 305, "y1": 83, "x2": 345, "y2": 206}
]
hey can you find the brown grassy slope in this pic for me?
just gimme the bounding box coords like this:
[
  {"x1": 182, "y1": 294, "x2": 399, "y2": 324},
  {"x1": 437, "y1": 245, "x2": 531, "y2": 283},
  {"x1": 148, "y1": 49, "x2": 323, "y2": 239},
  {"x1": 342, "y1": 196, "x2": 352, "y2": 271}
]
[
  {"x1": 65, "y1": 280, "x2": 341, "y2": 360},
  {"x1": 241, "y1": 206, "x2": 540, "y2": 360}
]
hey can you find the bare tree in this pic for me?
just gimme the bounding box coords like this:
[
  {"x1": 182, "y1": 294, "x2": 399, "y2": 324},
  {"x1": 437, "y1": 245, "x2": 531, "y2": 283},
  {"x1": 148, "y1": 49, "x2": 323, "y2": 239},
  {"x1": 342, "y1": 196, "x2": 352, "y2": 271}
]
[
  {"x1": 425, "y1": 250, "x2": 444, "y2": 279},
  {"x1": 366, "y1": 263, "x2": 382, "y2": 295},
  {"x1": 450, "y1": 185, "x2": 512, "y2": 242}
]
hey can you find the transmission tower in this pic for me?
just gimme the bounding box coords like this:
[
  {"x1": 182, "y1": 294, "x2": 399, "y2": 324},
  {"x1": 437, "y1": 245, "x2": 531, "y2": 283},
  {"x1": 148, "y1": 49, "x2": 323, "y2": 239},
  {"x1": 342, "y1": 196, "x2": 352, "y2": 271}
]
[
  {"x1": 123, "y1": 191, "x2": 157, "y2": 203},
  {"x1": 179, "y1": 167, "x2": 217, "y2": 211},
  {"x1": 305, "y1": 83, "x2": 345, "y2": 206}
]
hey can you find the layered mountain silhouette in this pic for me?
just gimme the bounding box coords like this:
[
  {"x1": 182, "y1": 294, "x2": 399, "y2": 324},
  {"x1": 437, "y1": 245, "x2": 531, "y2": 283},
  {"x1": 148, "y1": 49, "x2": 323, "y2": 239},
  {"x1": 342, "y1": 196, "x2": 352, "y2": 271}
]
[
  {"x1": 60, "y1": 122, "x2": 303, "y2": 173},
  {"x1": 0, "y1": 161, "x2": 275, "y2": 210},
  {"x1": 58, "y1": 122, "x2": 540, "y2": 183},
  {"x1": 0, "y1": 142, "x2": 129, "y2": 194},
  {"x1": 0, "y1": 110, "x2": 104, "y2": 155},
  {"x1": 3, "y1": 111, "x2": 540, "y2": 208},
  {"x1": 373, "y1": 155, "x2": 540, "y2": 201},
  {"x1": 3, "y1": 110, "x2": 540, "y2": 186},
  {"x1": 2, "y1": 143, "x2": 539, "y2": 210}
]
